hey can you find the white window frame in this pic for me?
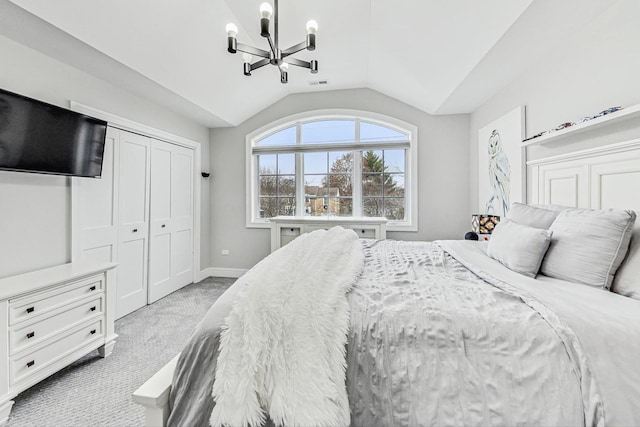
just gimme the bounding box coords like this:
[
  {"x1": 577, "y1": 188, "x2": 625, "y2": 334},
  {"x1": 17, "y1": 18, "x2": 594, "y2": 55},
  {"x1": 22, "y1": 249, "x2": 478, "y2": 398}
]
[{"x1": 246, "y1": 109, "x2": 418, "y2": 231}]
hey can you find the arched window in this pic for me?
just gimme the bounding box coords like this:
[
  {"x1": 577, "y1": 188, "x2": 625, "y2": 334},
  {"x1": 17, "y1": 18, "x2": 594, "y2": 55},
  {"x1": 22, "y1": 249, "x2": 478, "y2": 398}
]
[{"x1": 246, "y1": 110, "x2": 418, "y2": 231}]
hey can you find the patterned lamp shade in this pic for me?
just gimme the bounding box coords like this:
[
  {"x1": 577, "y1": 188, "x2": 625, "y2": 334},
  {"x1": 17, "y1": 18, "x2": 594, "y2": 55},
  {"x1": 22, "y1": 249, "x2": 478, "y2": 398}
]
[{"x1": 471, "y1": 214, "x2": 500, "y2": 234}]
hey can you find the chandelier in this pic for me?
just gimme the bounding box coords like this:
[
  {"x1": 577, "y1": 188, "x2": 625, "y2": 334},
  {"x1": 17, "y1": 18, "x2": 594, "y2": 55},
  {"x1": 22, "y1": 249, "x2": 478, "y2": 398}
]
[{"x1": 225, "y1": 0, "x2": 318, "y2": 84}]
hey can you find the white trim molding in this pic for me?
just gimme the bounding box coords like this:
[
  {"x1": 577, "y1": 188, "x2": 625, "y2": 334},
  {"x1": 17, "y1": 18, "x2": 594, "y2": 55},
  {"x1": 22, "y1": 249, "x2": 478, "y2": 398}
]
[{"x1": 245, "y1": 109, "x2": 418, "y2": 232}]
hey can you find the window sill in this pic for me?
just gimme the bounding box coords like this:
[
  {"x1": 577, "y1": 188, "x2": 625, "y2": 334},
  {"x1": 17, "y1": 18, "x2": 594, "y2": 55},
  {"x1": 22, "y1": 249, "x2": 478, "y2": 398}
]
[{"x1": 247, "y1": 218, "x2": 416, "y2": 232}]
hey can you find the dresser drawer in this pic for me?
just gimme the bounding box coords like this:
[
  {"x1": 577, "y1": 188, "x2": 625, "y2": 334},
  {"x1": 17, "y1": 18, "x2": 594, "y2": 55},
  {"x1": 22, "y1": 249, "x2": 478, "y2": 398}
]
[
  {"x1": 10, "y1": 296, "x2": 103, "y2": 355},
  {"x1": 349, "y1": 227, "x2": 377, "y2": 238},
  {"x1": 9, "y1": 275, "x2": 103, "y2": 326},
  {"x1": 10, "y1": 318, "x2": 103, "y2": 386}
]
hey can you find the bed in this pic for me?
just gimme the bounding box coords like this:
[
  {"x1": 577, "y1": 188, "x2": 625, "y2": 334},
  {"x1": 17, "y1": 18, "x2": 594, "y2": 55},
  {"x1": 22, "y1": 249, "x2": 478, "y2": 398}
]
[{"x1": 133, "y1": 139, "x2": 640, "y2": 426}]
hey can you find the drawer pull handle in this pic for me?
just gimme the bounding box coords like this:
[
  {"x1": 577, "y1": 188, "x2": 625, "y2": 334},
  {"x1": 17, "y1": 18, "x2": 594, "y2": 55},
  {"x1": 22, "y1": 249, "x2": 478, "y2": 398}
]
[
  {"x1": 26, "y1": 331, "x2": 35, "y2": 339},
  {"x1": 161, "y1": 224, "x2": 166, "y2": 228},
  {"x1": 26, "y1": 360, "x2": 35, "y2": 368},
  {"x1": 90, "y1": 329, "x2": 97, "y2": 335},
  {"x1": 133, "y1": 228, "x2": 138, "y2": 233},
  {"x1": 89, "y1": 286, "x2": 96, "y2": 291},
  {"x1": 90, "y1": 306, "x2": 97, "y2": 312},
  {"x1": 26, "y1": 307, "x2": 35, "y2": 314}
]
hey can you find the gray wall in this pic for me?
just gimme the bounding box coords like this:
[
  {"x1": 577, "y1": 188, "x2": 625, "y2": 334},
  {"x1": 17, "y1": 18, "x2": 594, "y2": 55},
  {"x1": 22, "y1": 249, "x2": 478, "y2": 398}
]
[
  {"x1": 469, "y1": 0, "x2": 640, "y2": 212},
  {"x1": 210, "y1": 88, "x2": 470, "y2": 270},
  {"x1": 0, "y1": 35, "x2": 211, "y2": 278}
]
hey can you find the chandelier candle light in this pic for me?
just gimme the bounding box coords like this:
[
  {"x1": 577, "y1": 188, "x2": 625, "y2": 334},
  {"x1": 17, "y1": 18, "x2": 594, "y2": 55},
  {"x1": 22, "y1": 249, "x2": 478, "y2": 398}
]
[{"x1": 225, "y1": 0, "x2": 318, "y2": 83}]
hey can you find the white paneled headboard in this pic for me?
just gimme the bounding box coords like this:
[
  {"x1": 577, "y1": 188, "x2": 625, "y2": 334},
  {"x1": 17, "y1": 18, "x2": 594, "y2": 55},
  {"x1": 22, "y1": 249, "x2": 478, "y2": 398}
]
[{"x1": 527, "y1": 139, "x2": 640, "y2": 211}]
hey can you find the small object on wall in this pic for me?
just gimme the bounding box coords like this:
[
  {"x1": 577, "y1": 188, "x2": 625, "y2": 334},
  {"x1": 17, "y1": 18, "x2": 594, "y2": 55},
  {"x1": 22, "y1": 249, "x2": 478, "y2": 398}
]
[
  {"x1": 201, "y1": 172, "x2": 210, "y2": 178},
  {"x1": 471, "y1": 214, "x2": 500, "y2": 234},
  {"x1": 464, "y1": 231, "x2": 479, "y2": 241}
]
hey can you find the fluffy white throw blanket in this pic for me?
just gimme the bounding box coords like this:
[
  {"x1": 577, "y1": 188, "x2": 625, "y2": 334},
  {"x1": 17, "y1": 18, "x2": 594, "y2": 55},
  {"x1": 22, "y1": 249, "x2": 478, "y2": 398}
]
[{"x1": 210, "y1": 227, "x2": 364, "y2": 427}]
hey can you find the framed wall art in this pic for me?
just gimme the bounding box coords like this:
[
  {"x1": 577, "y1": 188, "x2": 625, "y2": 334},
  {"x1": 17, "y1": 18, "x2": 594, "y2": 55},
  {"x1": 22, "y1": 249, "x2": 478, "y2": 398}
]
[{"x1": 478, "y1": 106, "x2": 525, "y2": 218}]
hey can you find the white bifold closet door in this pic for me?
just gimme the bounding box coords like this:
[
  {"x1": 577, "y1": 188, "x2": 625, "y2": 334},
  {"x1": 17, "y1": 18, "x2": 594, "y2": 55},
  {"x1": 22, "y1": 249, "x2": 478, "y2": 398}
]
[
  {"x1": 148, "y1": 140, "x2": 194, "y2": 303},
  {"x1": 116, "y1": 131, "x2": 151, "y2": 319},
  {"x1": 74, "y1": 127, "x2": 196, "y2": 319},
  {"x1": 73, "y1": 127, "x2": 119, "y2": 265}
]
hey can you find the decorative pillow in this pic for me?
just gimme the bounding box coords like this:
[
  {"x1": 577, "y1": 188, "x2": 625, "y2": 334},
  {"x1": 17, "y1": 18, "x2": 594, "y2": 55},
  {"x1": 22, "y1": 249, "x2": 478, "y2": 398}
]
[
  {"x1": 487, "y1": 218, "x2": 553, "y2": 278},
  {"x1": 506, "y1": 202, "x2": 560, "y2": 229},
  {"x1": 540, "y1": 208, "x2": 637, "y2": 289},
  {"x1": 611, "y1": 213, "x2": 640, "y2": 299}
]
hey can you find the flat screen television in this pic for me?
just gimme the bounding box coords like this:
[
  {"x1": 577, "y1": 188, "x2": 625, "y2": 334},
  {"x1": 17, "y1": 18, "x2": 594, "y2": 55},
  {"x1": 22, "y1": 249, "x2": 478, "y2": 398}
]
[{"x1": 0, "y1": 88, "x2": 107, "y2": 178}]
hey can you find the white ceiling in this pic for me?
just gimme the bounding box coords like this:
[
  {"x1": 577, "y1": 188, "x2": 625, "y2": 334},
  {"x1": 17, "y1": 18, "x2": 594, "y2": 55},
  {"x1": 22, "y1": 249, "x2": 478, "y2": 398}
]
[{"x1": 0, "y1": 0, "x2": 619, "y2": 127}]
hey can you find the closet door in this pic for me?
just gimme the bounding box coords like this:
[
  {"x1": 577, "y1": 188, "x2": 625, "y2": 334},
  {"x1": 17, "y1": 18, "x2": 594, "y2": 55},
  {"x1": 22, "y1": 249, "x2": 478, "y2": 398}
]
[
  {"x1": 148, "y1": 140, "x2": 194, "y2": 303},
  {"x1": 116, "y1": 131, "x2": 151, "y2": 318},
  {"x1": 72, "y1": 127, "x2": 119, "y2": 264}
]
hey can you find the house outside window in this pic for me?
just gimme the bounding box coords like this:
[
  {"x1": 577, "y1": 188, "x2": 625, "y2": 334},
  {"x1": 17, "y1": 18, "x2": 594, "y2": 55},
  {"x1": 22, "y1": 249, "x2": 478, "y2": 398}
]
[{"x1": 246, "y1": 110, "x2": 418, "y2": 231}]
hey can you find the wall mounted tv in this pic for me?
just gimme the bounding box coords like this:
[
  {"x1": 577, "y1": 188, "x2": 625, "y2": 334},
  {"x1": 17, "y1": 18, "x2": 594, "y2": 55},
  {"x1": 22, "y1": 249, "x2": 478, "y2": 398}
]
[{"x1": 0, "y1": 88, "x2": 107, "y2": 178}]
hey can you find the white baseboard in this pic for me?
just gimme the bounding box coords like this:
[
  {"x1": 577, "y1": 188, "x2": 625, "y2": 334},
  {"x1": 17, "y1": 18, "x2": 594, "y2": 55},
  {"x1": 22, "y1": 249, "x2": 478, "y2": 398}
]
[{"x1": 199, "y1": 268, "x2": 248, "y2": 281}]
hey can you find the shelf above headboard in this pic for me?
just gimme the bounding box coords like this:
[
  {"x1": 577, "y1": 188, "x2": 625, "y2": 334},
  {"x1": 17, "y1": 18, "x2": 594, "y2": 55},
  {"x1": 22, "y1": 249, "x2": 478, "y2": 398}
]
[{"x1": 522, "y1": 104, "x2": 640, "y2": 147}]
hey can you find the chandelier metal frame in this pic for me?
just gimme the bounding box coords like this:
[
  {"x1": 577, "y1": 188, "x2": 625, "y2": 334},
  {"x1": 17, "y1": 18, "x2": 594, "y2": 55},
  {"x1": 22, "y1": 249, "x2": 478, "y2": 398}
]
[{"x1": 225, "y1": 0, "x2": 318, "y2": 84}]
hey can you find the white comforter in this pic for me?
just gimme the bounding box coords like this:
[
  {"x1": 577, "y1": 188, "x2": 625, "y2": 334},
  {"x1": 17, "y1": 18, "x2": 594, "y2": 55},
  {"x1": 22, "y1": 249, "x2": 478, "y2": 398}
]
[
  {"x1": 441, "y1": 240, "x2": 640, "y2": 427},
  {"x1": 168, "y1": 238, "x2": 640, "y2": 427}
]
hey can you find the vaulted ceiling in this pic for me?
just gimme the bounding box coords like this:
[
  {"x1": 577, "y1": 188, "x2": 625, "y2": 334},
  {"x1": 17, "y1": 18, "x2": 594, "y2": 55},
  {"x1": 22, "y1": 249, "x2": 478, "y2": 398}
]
[{"x1": 0, "y1": 0, "x2": 617, "y2": 128}]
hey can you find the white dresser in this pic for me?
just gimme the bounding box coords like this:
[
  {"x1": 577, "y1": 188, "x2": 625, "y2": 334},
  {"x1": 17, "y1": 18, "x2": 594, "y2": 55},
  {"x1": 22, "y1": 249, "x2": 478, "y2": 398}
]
[
  {"x1": 270, "y1": 216, "x2": 388, "y2": 252},
  {"x1": 0, "y1": 261, "x2": 117, "y2": 424}
]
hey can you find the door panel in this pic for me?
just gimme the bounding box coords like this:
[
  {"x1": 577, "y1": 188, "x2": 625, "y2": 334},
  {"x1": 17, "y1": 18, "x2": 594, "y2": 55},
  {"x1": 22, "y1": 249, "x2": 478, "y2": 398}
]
[
  {"x1": 74, "y1": 127, "x2": 118, "y2": 264},
  {"x1": 173, "y1": 229, "x2": 192, "y2": 275},
  {"x1": 119, "y1": 140, "x2": 150, "y2": 226},
  {"x1": 116, "y1": 131, "x2": 150, "y2": 319},
  {"x1": 148, "y1": 140, "x2": 194, "y2": 303}
]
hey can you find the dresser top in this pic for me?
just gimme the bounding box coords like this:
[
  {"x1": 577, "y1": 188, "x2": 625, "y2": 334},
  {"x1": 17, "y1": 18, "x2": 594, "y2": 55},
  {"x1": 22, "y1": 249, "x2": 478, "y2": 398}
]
[{"x1": 0, "y1": 261, "x2": 116, "y2": 300}]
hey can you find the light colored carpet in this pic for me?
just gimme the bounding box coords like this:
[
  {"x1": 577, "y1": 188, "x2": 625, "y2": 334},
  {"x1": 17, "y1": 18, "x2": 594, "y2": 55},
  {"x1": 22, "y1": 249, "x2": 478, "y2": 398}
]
[{"x1": 6, "y1": 277, "x2": 234, "y2": 427}]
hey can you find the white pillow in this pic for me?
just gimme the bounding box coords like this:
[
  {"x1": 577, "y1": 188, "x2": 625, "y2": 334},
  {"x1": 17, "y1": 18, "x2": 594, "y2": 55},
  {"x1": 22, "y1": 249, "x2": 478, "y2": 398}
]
[
  {"x1": 506, "y1": 202, "x2": 559, "y2": 229},
  {"x1": 487, "y1": 218, "x2": 553, "y2": 278},
  {"x1": 611, "y1": 213, "x2": 640, "y2": 299},
  {"x1": 541, "y1": 208, "x2": 636, "y2": 289}
]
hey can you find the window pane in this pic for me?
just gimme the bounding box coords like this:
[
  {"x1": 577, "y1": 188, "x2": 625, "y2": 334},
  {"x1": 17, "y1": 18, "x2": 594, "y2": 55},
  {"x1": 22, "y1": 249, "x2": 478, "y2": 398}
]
[
  {"x1": 363, "y1": 197, "x2": 384, "y2": 217},
  {"x1": 384, "y1": 149, "x2": 405, "y2": 173},
  {"x1": 258, "y1": 126, "x2": 296, "y2": 146},
  {"x1": 258, "y1": 154, "x2": 276, "y2": 173},
  {"x1": 304, "y1": 152, "x2": 327, "y2": 174},
  {"x1": 305, "y1": 192, "x2": 326, "y2": 216},
  {"x1": 279, "y1": 198, "x2": 296, "y2": 216},
  {"x1": 329, "y1": 151, "x2": 353, "y2": 172},
  {"x1": 362, "y1": 173, "x2": 382, "y2": 196},
  {"x1": 278, "y1": 176, "x2": 295, "y2": 196},
  {"x1": 323, "y1": 197, "x2": 340, "y2": 216},
  {"x1": 362, "y1": 150, "x2": 384, "y2": 173},
  {"x1": 385, "y1": 198, "x2": 405, "y2": 220},
  {"x1": 328, "y1": 174, "x2": 352, "y2": 196},
  {"x1": 336, "y1": 198, "x2": 353, "y2": 216},
  {"x1": 302, "y1": 120, "x2": 355, "y2": 144},
  {"x1": 278, "y1": 153, "x2": 295, "y2": 174},
  {"x1": 259, "y1": 197, "x2": 278, "y2": 218},
  {"x1": 384, "y1": 173, "x2": 405, "y2": 197},
  {"x1": 360, "y1": 122, "x2": 407, "y2": 143},
  {"x1": 304, "y1": 174, "x2": 325, "y2": 188},
  {"x1": 259, "y1": 175, "x2": 277, "y2": 196}
]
